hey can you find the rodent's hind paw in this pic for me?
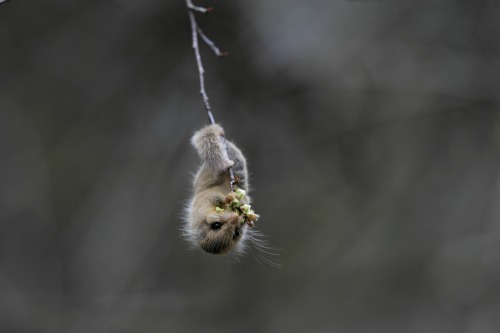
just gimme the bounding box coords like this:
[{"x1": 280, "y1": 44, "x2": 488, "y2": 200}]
[
  {"x1": 214, "y1": 125, "x2": 225, "y2": 137},
  {"x1": 213, "y1": 159, "x2": 233, "y2": 177},
  {"x1": 205, "y1": 124, "x2": 225, "y2": 137}
]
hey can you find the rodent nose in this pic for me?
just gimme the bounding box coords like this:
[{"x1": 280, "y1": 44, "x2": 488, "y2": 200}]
[{"x1": 229, "y1": 214, "x2": 240, "y2": 225}]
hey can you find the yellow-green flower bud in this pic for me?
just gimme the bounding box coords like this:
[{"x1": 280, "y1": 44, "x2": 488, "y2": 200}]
[
  {"x1": 230, "y1": 198, "x2": 240, "y2": 208},
  {"x1": 241, "y1": 204, "x2": 251, "y2": 214},
  {"x1": 235, "y1": 188, "x2": 246, "y2": 199}
]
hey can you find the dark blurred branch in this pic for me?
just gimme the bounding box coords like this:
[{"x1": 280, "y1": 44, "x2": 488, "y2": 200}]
[{"x1": 185, "y1": 0, "x2": 236, "y2": 191}]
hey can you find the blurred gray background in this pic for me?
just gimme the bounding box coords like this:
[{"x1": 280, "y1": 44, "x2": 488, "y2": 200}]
[{"x1": 1, "y1": 0, "x2": 500, "y2": 332}]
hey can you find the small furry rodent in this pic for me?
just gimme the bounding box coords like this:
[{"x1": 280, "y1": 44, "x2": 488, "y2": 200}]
[{"x1": 185, "y1": 123, "x2": 254, "y2": 255}]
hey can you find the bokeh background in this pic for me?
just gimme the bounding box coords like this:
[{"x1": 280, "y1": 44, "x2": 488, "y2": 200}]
[{"x1": 1, "y1": 0, "x2": 500, "y2": 332}]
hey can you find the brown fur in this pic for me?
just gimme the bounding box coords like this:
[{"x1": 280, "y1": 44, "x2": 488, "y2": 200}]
[{"x1": 185, "y1": 124, "x2": 251, "y2": 255}]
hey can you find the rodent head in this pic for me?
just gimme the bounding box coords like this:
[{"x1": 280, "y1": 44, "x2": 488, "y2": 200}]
[{"x1": 197, "y1": 208, "x2": 245, "y2": 254}]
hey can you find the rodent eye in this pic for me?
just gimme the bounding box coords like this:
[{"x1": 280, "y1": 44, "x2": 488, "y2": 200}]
[{"x1": 211, "y1": 222, "x2": 222, "y2": 230}]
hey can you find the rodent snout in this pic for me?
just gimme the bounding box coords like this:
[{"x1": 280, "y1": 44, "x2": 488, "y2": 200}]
[{"x1": 229, "y1": 214, "x2": 240, "y2": 225}]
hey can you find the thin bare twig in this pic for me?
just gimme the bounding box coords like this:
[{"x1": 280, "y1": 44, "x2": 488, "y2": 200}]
[
  {"x1": 186, "y1": 0, "x2": 213, "y2": 14},
  {"x1": 197, "y1": 27, "x2": 228, "y2": 57},
  {"x1": 187, "y1": 9, "x2": 214, "y2": 124},
  {"x1": 186, "y1": 0, "x2": 236, "y2": 191}
]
